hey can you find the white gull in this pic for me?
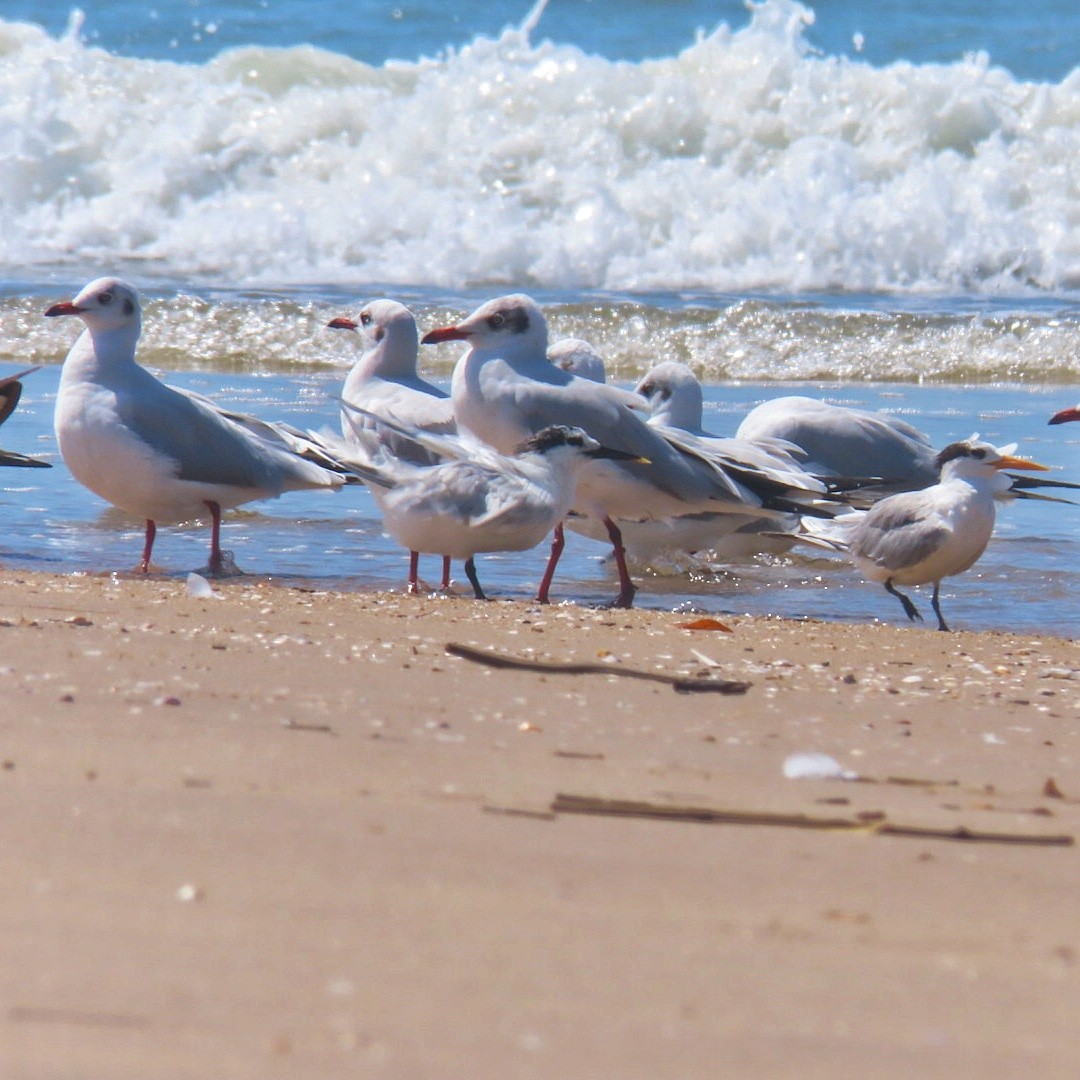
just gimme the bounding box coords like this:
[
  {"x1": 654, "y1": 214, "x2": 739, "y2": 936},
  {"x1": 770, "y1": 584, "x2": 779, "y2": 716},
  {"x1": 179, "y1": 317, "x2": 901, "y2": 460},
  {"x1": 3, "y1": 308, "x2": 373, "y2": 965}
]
[{"x1": 48, "y1": 277, "x2": 347, "y2": 574}]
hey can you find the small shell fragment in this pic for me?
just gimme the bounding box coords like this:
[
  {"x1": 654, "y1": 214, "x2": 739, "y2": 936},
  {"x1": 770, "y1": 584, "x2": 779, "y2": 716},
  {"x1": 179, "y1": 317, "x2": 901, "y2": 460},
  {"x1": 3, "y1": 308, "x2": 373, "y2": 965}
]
[{"x1": 783, "y1": 752, "x2": 860, "y2": 781}]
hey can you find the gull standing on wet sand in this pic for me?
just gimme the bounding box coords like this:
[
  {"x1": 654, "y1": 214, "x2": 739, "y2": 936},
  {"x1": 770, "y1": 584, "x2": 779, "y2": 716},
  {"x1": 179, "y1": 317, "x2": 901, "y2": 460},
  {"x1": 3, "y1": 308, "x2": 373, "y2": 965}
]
[
  {"x1": 790, "y1": 438, "x2": 1048, "y2": 631},
  {"x1": 48, "y1": 277, "x2": 348, "y2": 574},
  {"x1": 327, "y1": 298, "x2": 457, "y2": 591}
]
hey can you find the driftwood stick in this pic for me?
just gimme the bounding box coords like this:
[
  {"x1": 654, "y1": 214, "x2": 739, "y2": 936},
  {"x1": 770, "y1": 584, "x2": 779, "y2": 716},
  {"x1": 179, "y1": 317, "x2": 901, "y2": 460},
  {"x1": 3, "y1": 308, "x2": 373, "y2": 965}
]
[
  {"x1": 445, "y1": 642, "x2": 751, "y2": 695},
  {"x1": 550, "y1": 793, "x2": 1074, "y2": 847}
]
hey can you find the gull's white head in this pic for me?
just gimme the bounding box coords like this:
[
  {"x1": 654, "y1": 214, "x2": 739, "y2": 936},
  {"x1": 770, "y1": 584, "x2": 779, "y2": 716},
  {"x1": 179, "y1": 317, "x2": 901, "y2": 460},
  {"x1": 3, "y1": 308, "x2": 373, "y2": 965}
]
[
  {"x1": 421, "y1": 294, "x2": 548, "y2": 360},
  {"x1": 45, "y1": 277, "x2": 141, "y2": 336},
  {"x1": 328, "y1": 298, "x2": 419, "y2": 375},
  {"x1": 634, "y1": 361, "x2": 704, "y2": 431}
]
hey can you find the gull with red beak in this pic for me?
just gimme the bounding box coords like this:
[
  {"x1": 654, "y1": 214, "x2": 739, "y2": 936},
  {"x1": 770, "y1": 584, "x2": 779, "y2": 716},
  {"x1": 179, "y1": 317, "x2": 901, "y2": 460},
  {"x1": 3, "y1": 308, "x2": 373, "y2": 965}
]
[
  {"x1": 422, "y1": 294, "x2": 832, "y2": 607},
  {"x1": 48, "y1": 276, "x2": 348, "y2": 574},
  {"x1": 789, "y1": 438, "x2": 1049, "y2": 631}
]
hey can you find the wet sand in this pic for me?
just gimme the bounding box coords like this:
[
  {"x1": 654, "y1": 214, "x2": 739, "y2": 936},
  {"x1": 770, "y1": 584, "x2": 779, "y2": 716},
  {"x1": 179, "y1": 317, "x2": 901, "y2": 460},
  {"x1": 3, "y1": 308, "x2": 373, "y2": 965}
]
[{"x1": 1, "y1": 569, "x2": 1078, "y2": 1078}]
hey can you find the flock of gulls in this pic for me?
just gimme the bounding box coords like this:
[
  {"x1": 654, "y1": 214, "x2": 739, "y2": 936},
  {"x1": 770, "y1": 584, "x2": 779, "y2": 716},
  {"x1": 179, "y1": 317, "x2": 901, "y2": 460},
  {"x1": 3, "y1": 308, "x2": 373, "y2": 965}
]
[{"x1": 2, "y1": 275, "x2": 1078, "y2": 631}]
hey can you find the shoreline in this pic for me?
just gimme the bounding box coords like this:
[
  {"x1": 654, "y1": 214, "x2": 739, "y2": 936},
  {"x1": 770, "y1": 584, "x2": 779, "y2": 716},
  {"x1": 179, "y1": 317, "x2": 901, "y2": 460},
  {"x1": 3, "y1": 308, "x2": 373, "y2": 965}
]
[{"x1": 2, "y1": 569, "x2": 1079, "y2": 1077}]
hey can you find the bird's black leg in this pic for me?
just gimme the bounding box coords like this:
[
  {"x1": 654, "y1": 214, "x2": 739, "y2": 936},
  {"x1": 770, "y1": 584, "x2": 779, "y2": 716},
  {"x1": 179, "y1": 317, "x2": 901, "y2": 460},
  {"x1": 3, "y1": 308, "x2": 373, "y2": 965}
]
[
  {"x1": 885, "y1": 579, "x2": 922, "y2": 623},
  {"x1": 464, "y1": 556, "x2": 487, "y2": 601},
  {"x1": 930, "y1": 581, "x2": 950, "y2": 632}
]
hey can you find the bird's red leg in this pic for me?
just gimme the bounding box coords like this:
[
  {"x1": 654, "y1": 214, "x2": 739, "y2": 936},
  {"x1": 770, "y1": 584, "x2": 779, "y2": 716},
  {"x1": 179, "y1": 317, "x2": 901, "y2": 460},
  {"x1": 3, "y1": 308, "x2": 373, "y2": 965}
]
[
  {"x1": 407, "y1": 551, "x2": 421, "y2": 594},
  {"x1": 535, "y1": 521, "x2": 565, "y2": 604},
  {"x1": 440, "y1": 555, "x2": 452, "y2": 590},
  {"x1": 602, "y1": 516, "x2": 636, "y2": 608},
  {"x1": 137, "y1": 519, "x2": 156, "y2": 573}
]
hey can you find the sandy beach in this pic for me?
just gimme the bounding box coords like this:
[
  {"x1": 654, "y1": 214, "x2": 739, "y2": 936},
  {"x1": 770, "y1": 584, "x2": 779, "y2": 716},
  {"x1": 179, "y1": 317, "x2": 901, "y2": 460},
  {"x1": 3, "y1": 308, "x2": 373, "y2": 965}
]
[{"x1": 1, "y1": 568, "x2": 1078, "y2": 1078}]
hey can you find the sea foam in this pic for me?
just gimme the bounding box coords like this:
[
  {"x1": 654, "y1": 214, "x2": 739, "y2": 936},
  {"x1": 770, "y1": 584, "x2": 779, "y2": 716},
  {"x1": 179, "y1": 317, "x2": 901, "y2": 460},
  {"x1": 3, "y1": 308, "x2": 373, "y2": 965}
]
[{"x1": 2, "y1": 0, "x2": 1080, "y2": 296}]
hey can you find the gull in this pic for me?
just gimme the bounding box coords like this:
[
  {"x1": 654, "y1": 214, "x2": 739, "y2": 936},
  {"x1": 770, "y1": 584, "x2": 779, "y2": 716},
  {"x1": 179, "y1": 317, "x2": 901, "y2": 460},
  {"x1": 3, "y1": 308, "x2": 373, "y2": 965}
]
[
  {"x1": 738, "y1": 393, "x2": 1079, "y2": 504},
  {"x1": 736, "y1": 394, "x2": 938, "y2": 492},
  {"x1": 0, "y1": 367, "x2": 51, "y2": 468},
  {"x1": 327, "y1": 298, "x2": 457, "y2": 590},
  {"x1": 422, "y1": 294, "x2": 824, "y2": 607},
  {"x1": 604, "y1": 361, "x2": 832, "y2": 558},
  {"x1": 789, "y1": 438, "x2": 1048, "y2": 631},
  {"x1": 332, "y1": 415, "x2": 640, "y2": 600},
  {"x1": 548, "y1": 338, "x2": 608, "y2": 383},
  {"x1": 48, "y1": 276, "x2": 348, "y2": 574}
]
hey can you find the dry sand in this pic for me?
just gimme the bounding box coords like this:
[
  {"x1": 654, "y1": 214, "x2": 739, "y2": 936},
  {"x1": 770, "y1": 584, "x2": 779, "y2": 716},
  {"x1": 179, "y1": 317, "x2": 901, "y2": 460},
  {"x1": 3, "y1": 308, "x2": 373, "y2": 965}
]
[{"x1": 1, "y1": 568, "x2": 1078, "y2": 1078}]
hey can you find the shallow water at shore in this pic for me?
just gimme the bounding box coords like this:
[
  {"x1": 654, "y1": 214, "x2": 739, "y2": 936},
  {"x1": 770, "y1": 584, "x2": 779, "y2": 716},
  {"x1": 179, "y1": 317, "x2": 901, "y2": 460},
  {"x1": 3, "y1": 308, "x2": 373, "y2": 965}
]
[{"x1": 3, "y1": 364, "x2": 1077, "y2": 637}]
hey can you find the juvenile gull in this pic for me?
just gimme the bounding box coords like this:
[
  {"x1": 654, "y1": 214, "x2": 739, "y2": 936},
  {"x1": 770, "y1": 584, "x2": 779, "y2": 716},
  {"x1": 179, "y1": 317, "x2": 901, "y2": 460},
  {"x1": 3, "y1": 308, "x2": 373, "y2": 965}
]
[{"x1": 334, "y1": 416, "x2": 639, "y2": 600}]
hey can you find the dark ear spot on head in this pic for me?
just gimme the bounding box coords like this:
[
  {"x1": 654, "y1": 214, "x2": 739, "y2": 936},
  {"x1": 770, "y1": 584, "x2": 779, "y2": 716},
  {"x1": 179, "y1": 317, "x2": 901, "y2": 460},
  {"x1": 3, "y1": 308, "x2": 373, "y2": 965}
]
[
  {"x1": 494, "y1": 304, "x2": 529, "y2": 332},
  {"x1": 123, "y1": 298, "x2": 135, "y2": 316},
  {"x1": 374, "y1": 326, "x2": 385, "y2": 342}
]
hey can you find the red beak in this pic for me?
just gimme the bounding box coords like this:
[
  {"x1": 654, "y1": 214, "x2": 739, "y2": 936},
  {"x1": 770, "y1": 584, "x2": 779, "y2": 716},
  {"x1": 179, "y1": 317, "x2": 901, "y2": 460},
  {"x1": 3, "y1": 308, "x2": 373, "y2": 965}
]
[
  {"x1": 327, "y1": 317, "x2": 357, "y2": 331},
  {"x1": 1049, "y1": 406, "x2": 1080, "y2": 425},
  {"x1": 44, "y1": 301, "x2": 82, "y2": 318},
  {"x1": 421, "y1": 326, "x2": 470, "y2": 344}
]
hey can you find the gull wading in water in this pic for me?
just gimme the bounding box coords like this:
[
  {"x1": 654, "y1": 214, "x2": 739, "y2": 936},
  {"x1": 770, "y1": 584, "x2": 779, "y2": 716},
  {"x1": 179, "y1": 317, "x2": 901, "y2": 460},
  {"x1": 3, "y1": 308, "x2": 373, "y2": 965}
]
[
  {"x1": 736, "y1": 393, "x2": 1080, "y2": 504},
  {"x1": 48, "y1": 277, "x2": 348, "y2": 574},
  {"x1": 327, "y1": 298, "x2": 457, "y2": 591},
  {"x1": 604, "y1": 360, "x2": 834, "y2": 559},
  {"x1": 790, "y1": 438, "x2": 1048, "y2": 631},
  {"x1": 422, "y1": 294, "x2": 831, "y2": 607},
  {"x1": 0, "y1": 367, "x2": 51, "y2": 468},
  {"x1": 332, "y1": 413, "x2": 641, "y2": 600}
]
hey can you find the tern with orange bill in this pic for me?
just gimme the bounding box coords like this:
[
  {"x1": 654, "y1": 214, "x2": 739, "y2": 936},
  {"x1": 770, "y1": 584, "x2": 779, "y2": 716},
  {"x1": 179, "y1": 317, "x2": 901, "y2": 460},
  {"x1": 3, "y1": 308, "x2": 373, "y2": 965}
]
[{"x1": 789, "y1": 438, "x2": 1049, "y2": 631}]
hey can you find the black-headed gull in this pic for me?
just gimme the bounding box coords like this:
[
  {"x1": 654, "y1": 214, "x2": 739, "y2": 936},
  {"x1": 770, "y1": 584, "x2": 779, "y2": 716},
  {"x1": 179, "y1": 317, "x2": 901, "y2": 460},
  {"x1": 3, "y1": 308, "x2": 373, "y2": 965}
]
[
  {"x1": 0, "y1": 367, "x2": 51, "y2": 468},
  {"x1": 736, "y1": 394, "x2": 938, "y2": 491},
  {"x1": 790, "y1": 438, "x2": 1047, "y2": 631},
  {"x1": 548, "y1": 338, "x2": 608, "y2": 384},
  {"x1": 333, "y1": 415, "x2": 640, "y2": 600},
  {"x1": 328, "y1": 298, "x2": 457, "y2": 591},
  {"x1": 422, "y1": 294, "x2": 824, "y2": 607},
  {"x1": 739, "y1": 392, "x2": 1078, "y2": 504},
  {"x1": 48, "y1": 277, "x2": 348, "y2": 574}
]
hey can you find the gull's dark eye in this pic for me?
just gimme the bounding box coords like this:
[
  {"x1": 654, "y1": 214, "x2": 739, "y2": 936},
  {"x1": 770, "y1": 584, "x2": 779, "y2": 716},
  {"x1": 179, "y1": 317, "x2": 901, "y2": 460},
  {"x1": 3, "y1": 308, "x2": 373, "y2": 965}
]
[
  {"x1": 99, "y1": 290, "x2": 113, "y2": 306},
  {"x1": 487, "y1": 312, "x2": 506, "y2": 330},
  {"x1": 971, "y1": 448, "x2": 987, "y2": 460},
  {"x1": 360, "y1": 311, "x2": 372, "y2": 327}
]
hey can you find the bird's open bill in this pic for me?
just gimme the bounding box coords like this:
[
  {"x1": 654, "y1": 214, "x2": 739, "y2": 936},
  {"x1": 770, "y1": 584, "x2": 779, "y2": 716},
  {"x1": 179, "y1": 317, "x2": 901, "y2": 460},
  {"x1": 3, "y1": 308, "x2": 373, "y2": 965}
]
[{"x1": 994, "y1": 454, "x2": 1049, "y2": 472}]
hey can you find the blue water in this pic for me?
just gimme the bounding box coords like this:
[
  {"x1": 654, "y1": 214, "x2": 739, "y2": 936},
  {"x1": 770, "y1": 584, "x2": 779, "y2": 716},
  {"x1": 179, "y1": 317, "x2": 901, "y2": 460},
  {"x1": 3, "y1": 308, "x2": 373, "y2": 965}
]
[
  {"x1": 1, "y1": 0, "x2": 1079, "y2": 634},
  {"x1": 6, "y1": 1, "x2": 1079, "y2": 80}
]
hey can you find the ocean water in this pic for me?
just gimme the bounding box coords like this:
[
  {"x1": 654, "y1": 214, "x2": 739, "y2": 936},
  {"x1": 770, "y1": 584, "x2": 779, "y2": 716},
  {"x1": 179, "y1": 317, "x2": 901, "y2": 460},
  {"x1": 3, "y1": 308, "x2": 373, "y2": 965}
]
[{"x1": 1, "y1": 0, "x2": 1079, "y2": 634}]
